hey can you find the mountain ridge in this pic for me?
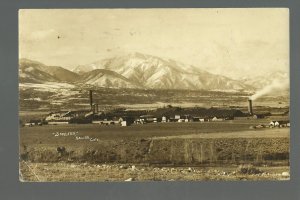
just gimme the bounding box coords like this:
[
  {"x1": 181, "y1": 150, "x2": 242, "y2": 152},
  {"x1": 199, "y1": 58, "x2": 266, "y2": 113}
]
[
  {"x1": 19, "y1": 54, "x2": 257, "y2": 91},
  {"x1": 71, "y1": 53, "x2": 254, "y2": 91},
  {"x1": 19, "y1": 58, "x2": 79, "y2": 83}
]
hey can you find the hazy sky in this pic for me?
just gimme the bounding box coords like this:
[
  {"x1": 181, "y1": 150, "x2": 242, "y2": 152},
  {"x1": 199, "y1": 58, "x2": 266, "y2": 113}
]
[{"x1": 19, "y1": 9, "x2": 289, "y2": 79}]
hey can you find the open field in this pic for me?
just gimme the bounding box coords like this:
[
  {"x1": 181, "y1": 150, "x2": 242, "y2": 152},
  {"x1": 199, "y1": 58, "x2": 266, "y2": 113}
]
[
  {"x1": 20, "y1": 118, "x2": 284, "y2": 141},
  {"x1": 20, "y1": 121, "x2": 289, "y2": 163}
]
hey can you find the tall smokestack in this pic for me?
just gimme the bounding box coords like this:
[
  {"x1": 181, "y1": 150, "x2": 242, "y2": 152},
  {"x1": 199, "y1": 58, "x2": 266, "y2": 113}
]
[
  {"x1": 248, "y1": 99, "x2": 253, "y2": 115},
  {"x1": 92, "y1": 104, "x2": 95, "y2": 114},
  {"x1": 94, "y1": 103, "x2": 99, "y2": 113},
  {"x1": 89, "y1": 90, "x2": 93, "y2": 111}
]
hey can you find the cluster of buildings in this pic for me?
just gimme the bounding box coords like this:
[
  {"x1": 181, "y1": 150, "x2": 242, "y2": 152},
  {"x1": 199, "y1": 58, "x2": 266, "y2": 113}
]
[
  {"x1": 23, "y1": 110, "x2": 290, "y2": 128},
  {"x1": 23, "y1": 90, "x2": 289, "y2": 127},
  {"x1": 269, "y1": 120, "x2": 290, "y2": 127}
]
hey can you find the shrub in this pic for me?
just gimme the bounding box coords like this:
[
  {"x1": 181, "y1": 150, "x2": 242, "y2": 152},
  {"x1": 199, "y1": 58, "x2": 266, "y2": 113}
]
[{"x1": 238, "y1": 164, "x2": 262, "y2": 174}]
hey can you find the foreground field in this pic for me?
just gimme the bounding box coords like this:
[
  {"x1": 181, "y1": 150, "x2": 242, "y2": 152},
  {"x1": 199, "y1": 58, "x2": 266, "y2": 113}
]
[
  {"x1": 19, "y1": 120, "x2": 289, "y2": 181},
  {"x1": 19, "y1": 162, "x2": 289, "y2": 182}
]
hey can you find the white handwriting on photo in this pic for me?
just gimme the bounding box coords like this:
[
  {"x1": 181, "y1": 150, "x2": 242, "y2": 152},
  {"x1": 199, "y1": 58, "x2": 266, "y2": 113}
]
[{"x1": 52, "y1": 131, "x2": 99, "y2": 142}]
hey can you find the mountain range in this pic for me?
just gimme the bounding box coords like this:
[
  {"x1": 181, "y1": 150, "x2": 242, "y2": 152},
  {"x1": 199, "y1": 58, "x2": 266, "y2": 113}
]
[
  {"x1": 19, "y1": 58, "x2": 79, "y2": 83},
  {"x1": 19, "y1": 53, "x2": 286, "y2": 92}
]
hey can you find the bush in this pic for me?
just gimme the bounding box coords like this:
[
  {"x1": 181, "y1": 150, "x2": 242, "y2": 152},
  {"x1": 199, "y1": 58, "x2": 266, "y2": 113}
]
[{"x1": 238, "y1": 164, "x2": 262, "y2": 174}]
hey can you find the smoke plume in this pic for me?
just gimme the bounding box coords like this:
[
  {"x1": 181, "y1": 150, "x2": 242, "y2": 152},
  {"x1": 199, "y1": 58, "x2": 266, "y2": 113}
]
[{"x1": 250, "y1": 79, "x2": 289, "y2": 100}]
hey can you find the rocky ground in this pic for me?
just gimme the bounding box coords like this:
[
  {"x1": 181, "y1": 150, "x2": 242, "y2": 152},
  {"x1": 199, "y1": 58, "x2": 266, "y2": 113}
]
[{"x1": 19, "y1": 161, "x2": 290, "y2": 182}]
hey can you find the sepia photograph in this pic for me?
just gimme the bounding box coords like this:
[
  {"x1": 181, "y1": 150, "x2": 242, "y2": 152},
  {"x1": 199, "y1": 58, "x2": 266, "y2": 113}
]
[{"x1": 19, "y1": 8, "x2": 289, "y2": 182}]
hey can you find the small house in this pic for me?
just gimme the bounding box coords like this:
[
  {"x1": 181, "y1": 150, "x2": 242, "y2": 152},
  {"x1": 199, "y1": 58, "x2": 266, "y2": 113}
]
[
  {"x1": 212, "y1": 117, "x2": 224, "y2": 122},
  {"x1": 121, "y1": 121, "x2": 127, "y2": 126}
]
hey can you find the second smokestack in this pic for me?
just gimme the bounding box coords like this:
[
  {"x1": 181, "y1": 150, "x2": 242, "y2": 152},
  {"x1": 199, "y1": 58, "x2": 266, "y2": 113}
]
[
  {"x1": 248, "y1": 99, "x2": 253, "y2": 115},
  {"x1": 89, "y1": 90, "x2": 93, "y2": 111}
]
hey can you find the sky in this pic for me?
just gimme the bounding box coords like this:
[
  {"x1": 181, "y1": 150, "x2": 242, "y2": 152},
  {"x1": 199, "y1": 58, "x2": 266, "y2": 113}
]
[{"x1": 19, "y1": 8, "x2": 289, "y2": 79}]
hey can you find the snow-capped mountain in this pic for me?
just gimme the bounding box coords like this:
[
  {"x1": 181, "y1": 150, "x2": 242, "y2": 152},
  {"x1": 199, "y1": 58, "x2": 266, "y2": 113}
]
[
  {"x1": 79, "y1": 69, "x2": 140, "y2": 88},
  {"x1": 72, "y1": 52, "x2": 253, "y2": 91},
  {"x1": 19, "y1": 53, "x2": 257, "y2": 91}
]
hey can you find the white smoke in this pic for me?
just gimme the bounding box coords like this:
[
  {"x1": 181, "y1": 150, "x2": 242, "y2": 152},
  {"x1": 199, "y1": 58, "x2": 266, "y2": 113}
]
[{"x1": 250, "y1": 78, "x2": 289, "y2": 100}]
